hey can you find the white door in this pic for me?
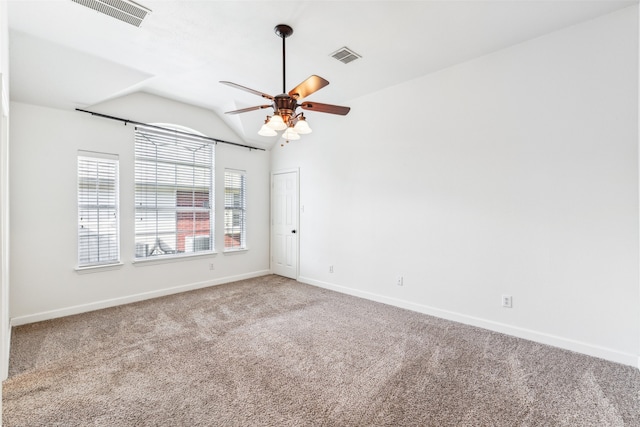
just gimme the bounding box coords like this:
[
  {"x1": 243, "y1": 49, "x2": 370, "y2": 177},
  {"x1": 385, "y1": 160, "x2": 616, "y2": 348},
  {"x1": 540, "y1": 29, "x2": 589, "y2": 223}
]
[{"x1": 271, "y1": 171, "x2": 298, "y2": 279}]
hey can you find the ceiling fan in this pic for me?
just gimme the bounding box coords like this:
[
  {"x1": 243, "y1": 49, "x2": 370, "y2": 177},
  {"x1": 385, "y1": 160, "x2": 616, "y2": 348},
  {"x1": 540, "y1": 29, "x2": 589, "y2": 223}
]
[{"x1": 220, "y1": 24, "x2": 350, "y2": 144}]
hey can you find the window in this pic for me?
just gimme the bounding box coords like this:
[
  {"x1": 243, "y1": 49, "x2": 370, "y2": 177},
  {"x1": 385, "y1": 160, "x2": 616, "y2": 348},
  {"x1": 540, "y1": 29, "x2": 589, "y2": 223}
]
[
  {"x1": 77, "y1": 152, "x2": 120, "y2": 267},
  {"x1": 135, "y1": 125, "x2": 214, "y2": 259},
  {"x1": 224, "y1": 169, "x2": 246, "y2": 251}
]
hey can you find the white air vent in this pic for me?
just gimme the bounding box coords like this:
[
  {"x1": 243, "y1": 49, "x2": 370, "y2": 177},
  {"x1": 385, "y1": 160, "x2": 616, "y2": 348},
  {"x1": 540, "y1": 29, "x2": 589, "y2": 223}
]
[
  {"x1": 330, "y1": 47, "x2": 361, "y2": 64},
  {"x1": 71, "y1": 0, "x2": 151, "y2": 27}
]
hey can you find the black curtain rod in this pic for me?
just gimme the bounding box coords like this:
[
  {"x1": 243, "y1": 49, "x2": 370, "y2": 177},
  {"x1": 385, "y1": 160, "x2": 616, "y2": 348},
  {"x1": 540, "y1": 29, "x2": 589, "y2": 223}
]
[{"x1": 75, "y1": 108, "x2": 265, "y2": 151}]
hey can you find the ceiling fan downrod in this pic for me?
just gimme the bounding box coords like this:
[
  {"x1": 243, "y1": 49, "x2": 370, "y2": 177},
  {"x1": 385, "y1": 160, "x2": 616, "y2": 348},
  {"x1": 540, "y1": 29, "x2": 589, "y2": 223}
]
[{"x1": 274, "y1": 24, "x2": 293, "y2": 94}]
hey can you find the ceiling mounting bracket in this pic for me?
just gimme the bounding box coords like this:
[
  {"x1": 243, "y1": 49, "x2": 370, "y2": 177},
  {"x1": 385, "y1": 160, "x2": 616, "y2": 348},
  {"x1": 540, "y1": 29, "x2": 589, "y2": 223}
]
[{"x1": 274, "y1": 24, "x2": 293, "y2": 39}]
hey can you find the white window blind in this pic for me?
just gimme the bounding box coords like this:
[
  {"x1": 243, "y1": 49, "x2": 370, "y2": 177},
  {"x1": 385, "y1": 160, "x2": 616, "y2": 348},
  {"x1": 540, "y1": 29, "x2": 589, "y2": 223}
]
[
  {"x1": 135, "y1": 125, "x2": 214, "y2": 258},
  {"x1": 78, "y1": 152, "x2": 120, "y2": 267},
  {"x1": 224, "y1": 169, "x2": 246, "y2": 250}
]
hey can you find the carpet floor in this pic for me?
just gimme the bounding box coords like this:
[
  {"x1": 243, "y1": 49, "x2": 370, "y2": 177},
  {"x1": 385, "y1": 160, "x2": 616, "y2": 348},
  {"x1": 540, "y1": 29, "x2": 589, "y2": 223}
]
[{"x1": 3, "y1": 275, "x2": 640, "y2": 426}]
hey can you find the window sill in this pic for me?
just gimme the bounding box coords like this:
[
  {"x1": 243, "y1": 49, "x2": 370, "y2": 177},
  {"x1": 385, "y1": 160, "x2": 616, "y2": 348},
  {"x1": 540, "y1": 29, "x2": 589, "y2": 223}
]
[
  {"x1": 75, "y1": 262, "x2": 124, "y2": 274},
  {"x1": 132, "y1": 251, "x2": 218, "y2": 266},
  {"x1": 223, "y1": 248, "x2": 248, "y2": 255}
]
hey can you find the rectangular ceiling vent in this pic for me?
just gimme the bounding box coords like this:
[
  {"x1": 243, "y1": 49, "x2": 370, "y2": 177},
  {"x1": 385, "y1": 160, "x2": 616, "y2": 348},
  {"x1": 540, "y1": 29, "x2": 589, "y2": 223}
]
[
  {"x1": 71, "y1": 0, "x2": 151, "y2": 27},
  {"x1": 330, "y1": 47, "x2": 362, "y2": 64}
]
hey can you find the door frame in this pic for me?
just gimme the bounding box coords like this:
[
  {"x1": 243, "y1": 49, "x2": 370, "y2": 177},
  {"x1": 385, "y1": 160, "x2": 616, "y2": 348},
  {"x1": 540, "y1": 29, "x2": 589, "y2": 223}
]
[{"x1": 270, "y1": 168, "x2": 300, "y2": 279}]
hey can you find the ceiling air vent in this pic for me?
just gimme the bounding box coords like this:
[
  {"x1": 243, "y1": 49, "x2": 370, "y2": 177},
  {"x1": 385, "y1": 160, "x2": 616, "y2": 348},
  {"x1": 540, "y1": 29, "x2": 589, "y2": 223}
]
[
  {"x1": 71, "y1": 0, "x2": 151, "y2": 27},
  {"x1": 330, "y1": 47, "x2": 361, "y2": 64}
]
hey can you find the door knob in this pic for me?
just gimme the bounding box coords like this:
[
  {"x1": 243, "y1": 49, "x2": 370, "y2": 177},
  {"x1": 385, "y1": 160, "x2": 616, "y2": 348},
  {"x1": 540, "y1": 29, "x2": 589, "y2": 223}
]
[{"x1": 291, "y1": 230, "x2": 297, "y2": 234}]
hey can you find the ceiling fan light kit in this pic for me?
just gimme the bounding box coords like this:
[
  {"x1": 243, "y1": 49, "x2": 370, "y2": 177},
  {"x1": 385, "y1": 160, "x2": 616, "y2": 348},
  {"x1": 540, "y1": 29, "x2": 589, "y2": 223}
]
[
  {"x1": 282, "y1": 127, "x2": 301, "y2": 141},
  {"x1": 221, "y1": 24, "x2": 350, "y2": 146},
  {"x1": 266, "y1": 113, "x2": 287, "y2": 131},
  {"x1": 293, "y1": 115, "x2": 312, "y2": 134},
  {"x1": 258, "y1": 116, "x2": 277, "y2": 136}
]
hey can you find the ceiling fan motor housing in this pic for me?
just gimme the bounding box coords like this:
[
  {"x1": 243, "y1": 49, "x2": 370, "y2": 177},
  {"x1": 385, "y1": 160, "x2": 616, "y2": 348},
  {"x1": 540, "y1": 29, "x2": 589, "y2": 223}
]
[{"x1": 274, "y1": 94, "x2": 297, "y2": 122}]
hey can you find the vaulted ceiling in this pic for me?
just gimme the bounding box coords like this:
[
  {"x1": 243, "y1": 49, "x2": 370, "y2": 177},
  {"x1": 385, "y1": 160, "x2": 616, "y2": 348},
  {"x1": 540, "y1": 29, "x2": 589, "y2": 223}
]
[{"x1": 8, "y1": 0, "x2": 637, "y2": 149}]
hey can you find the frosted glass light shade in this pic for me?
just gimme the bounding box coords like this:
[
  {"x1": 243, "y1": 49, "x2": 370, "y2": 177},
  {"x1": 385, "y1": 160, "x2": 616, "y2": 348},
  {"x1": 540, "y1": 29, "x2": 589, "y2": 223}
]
[
  {"x1": 282, "y1": 127, "x2": 300, "y2": 140},
  {"x1": 293, "y1": 118, "x2": 312, "y2": 134},
  {"x1": 267, "y1": 114, "x2": 287, "y2": 131},
  {"x1": 258, "y1": 124, "x2": 277, "y2": 136}
]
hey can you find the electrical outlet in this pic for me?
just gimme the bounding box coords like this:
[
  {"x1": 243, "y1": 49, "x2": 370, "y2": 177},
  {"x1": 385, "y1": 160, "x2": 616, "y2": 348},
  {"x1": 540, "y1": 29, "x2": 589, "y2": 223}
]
[
  {"x1": 209, "y1": 263, "x2": 215, "y2": 271},
  {"x1": 502, "y1": 295, "x2": 512, "y2": 308},
  {"x1": 397, "y1": 276, "x2": 403, "y2": 286},
  {"x1": 329, "y1": 265, "x2": 334, "y2": 273}
]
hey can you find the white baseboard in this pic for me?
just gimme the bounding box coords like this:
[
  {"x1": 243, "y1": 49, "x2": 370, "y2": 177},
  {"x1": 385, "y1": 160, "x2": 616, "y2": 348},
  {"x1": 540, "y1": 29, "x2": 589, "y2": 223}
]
[
  {"x1": 299, "y1": 276, "x2": 639, "y2": 369},
  {"x1": 2, "y1": 321, "x2": 9, "y2": 380},
  {"x1": 11, "y1": 270, "x2": 271, "y2": 326}
]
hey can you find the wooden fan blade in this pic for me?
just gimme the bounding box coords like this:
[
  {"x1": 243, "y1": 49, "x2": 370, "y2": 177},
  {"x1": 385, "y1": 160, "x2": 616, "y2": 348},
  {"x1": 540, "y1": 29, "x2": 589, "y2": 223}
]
[
  {"x1": 224, "y1": 105, "x2": 272, "y2": 115},
  {"x1": 288, "y1": 75, "x2": 329, "y2": 100},
  {"x1": 220, "y1": 81, "x2": 274, "y2": 100},
  {"x1": 300, "y1": 101, "x2": 350, "y2": 115}
]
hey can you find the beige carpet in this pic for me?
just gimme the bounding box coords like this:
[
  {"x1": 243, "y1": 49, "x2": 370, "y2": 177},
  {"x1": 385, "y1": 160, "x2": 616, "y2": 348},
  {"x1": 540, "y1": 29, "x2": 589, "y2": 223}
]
[{"x1": 3, "y1": 275, "x2": 640, "y2": 426}]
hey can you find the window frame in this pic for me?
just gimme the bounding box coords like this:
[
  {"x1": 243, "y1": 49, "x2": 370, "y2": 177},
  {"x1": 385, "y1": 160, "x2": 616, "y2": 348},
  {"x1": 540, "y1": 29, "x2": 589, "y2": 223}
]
[
  {"x1": 224, "y1": 168, "x2": 247, "y2": 252},
  {"x1": 133, "y1": 124, "x2": 215, "y2": 261},
  {"x1": 77, "y1": 151, "x2": 120, "y2": 269}
]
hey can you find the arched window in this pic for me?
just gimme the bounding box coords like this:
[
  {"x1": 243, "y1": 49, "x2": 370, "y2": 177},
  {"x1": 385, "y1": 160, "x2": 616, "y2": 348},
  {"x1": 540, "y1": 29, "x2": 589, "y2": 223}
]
[{"x1": 134, "y1": 124, "x2": 215, "y2": 258}]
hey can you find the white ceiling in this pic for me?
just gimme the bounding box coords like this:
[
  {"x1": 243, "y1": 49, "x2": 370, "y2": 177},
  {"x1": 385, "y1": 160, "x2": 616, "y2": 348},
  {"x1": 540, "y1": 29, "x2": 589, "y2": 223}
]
[{"x1": 8, "y1": 0, "x2": 638, "y2": 149}]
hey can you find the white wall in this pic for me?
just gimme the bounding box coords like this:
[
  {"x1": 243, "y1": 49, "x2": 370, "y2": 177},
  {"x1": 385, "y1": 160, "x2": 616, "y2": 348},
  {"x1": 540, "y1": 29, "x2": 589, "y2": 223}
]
[
  {"x1": 272, "y1": 7, "x2": 640, "y2": 367},
  {"x1": 0, "y1": 0, "x2": 9, "y2": 405},
  {"x1": 9, "y1": 92, "x2": 271, "y2": 323}
]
